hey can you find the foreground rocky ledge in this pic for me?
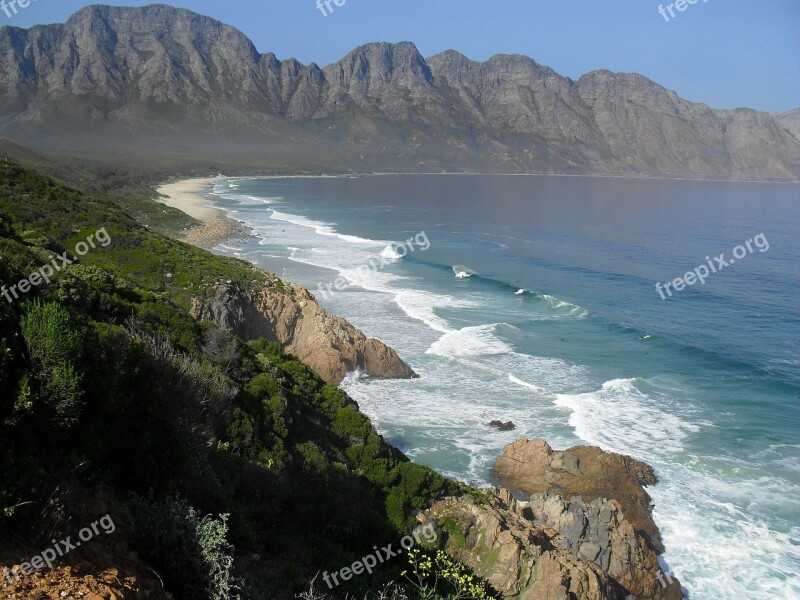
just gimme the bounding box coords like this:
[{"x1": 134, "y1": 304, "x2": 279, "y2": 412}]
[
  {"x1": 191, "y1": 279, "x2": 417, "y2": 384},
  {"x1": 420, "y1": 437, "x2": 683, "y2": 599},
  {"x1": 491, "y1": 437, "x2": 662, "y2": 552}
]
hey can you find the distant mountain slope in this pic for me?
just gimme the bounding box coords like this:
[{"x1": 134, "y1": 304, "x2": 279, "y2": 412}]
[
  {"x1": 776, "y1": 108, "x2": 800, "y2": 142},
  {"x1": 0, "y1": 4, "x2": 797, "y2": 180}
]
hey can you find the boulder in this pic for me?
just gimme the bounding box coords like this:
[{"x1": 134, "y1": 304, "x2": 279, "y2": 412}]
[
  {"x1": 191, "y1": 279, "x2": 416, "y2": 384},
  {"x1": 527, "y1": 493, "x2": 682, "y2": 599},
  {"x1": 490, "y1": 437, "x2": 661, "y2": 552},
  {"x1": 424, "y1": 491, "x2": 621, "y2": 600},
  {"x1": 489, "y1": 420, "x2": 516, "y2": 431}
]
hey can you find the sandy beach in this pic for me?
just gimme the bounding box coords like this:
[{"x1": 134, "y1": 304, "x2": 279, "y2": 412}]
[{"x1": 156, "y1": 177, "x2": 246, "y2": 249}]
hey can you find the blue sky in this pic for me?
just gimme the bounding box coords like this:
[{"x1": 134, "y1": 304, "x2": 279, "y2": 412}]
[{"x1": 4, "y1": 0, "x2": 799, "y2": 112}]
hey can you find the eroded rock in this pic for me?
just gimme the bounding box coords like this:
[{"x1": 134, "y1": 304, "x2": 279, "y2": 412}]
[
  {"x1": 527, "y1": 493, "x2": 682, "y2": 599},
  {"x1": 424, "y1": 486, "x2": 682, "y2": 600},
  {"x1": 491, "y1": 437, "x2": 661, "y2": 552},
  {"x1": 424, "y1": 491, "x2": 621, "y2": 600},
  {"x1": 489, "y1": 420, "x2": 516, "y2": 431},
  {"x1": 190, "y1": 280, "x2": 416, "y2": 384}
]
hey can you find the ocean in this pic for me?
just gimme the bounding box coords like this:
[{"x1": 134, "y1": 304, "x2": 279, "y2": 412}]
[{"x1": 204, "y1": 174, "x2": 799, "y2": 599}]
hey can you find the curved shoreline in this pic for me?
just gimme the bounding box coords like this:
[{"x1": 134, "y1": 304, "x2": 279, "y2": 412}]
[{"x1": 156, "y1": 177, "x2": 247, "y2": 249}]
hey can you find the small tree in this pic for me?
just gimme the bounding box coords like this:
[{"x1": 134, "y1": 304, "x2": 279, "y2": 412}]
[{"x1": 17, "y1": 301, "x2": 84, "y2": 430}]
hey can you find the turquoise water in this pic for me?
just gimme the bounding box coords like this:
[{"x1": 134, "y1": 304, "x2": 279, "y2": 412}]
[{"x1": 206, "y1": 175, "x2": 799, "y2": 599}]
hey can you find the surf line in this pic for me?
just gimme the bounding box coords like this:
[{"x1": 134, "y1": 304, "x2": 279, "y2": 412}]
[{"x1": 314, "y1": 231, "x2": 430, "y2": 301}]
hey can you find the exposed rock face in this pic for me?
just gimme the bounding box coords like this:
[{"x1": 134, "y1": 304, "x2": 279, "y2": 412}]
[
  {"x1": 190, "y1": 280, "x2": 416, "y2": 385},
  {"x1": 491, "y1": 437, "x2": 661, "y2": 552},
  {"x1": 425, "y1": 491, "x2": 622, "y2": 600},
  {"x1": 777, "y1": 108, "x2": 800, "y2": 141},
  {"x1": 527, "y1": 493, "x2": 682, "y2": 600},
  {"x1": 424, "y1": 487, "x2": 682, "y2": 598},
  {"x1": 0, "y1": 5, "x2": 797, "y2": 179}
]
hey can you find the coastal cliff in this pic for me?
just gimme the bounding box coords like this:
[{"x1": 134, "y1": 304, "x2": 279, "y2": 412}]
[
  {"x1": 419, "y1": 438, "x2": 682, "y2": 600},
  {"x1": 190, "y1": 278, "x2": 417, "y2": 384},
  {"x1": 0, "y1": 160, "x2": 683, "y2": 599}
]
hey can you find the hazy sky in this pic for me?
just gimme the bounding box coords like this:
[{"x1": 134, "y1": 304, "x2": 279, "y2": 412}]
[{"x1": 4, "y1": 0, "x2": 799, "y2": 112}]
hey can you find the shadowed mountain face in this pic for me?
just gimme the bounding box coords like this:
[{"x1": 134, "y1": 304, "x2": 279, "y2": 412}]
[{"x1": 0, "y1": 4, "x2": 798, "y2": 179}]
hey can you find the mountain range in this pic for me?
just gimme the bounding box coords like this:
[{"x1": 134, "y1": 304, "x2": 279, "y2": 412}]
[{"x1": 0, "y1": 3, "x2": 797, "y2": 180}]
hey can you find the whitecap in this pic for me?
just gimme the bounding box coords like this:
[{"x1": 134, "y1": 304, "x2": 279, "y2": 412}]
[
  {"x1": 427, "y1": 324, "x2": 514, "y2": 358},
  {"x1": 381, "y1": 245, "x2": 404, "y2": 261},
  {"x1": 554, "y1": 378, "x2": 701, "y2": 455},
  {"x1": 508, "y1": 374, "x2": 547, "y2": 394},
  {"x1": 453, "y1": 264, "x2": 476, "y2": 279},
  {"x1": 394, "y1": 291, "x2": 473, "y2": 333}
]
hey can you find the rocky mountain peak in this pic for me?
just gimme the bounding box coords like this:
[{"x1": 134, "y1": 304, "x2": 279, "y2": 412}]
[{"x1": 0, "y1": 4, "x2": 797, "y2": 180}]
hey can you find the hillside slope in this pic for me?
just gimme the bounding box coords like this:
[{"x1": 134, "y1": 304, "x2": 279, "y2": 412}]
[
  {"x1": 0, "y1": 161, "x2": 453, "y2": 598},
  {"x1": 0, "y1": 160, "x2": 681, "y2": 600}
]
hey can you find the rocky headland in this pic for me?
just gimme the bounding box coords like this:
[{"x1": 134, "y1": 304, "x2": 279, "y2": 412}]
[
  {"x1": 419, "y1": 437, "x2": 682, "y2": 600},
  {"x1": 190, "y1": 278, "x2": 417, "y2": 385}
]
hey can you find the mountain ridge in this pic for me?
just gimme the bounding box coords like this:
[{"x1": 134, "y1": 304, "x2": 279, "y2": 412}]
[{"x1": 0, "y1": 3, "x2": 797, "y2": 180}]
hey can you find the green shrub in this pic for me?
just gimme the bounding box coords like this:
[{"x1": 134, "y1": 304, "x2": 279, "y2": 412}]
[
  {"x1": 296, "y1": 441, "x2": 329, "y2": 475},
  {"x1": 18, "y1": 300, "x2": 84, "y2": 430},
  {"x1": 333, "y1": 405, "x2": 372, "y2": 441},
  {"x1": 127, "y1": 495, "x2": 240, "y2": 600},
  {"x1": 403, "y1": 547, "x2": 503, "y2": 600}
]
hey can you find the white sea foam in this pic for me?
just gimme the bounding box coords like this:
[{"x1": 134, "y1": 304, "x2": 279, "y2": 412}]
[
  {"x1": 508, "y1": 374, "x2": 546, "y2": 394},
  {"x1": 427, "y1": 324, "x2": 514, "y2": 358},
  {"x1": 394, "y1": 291, "x2": 473, "y2": 333},
  {"x1": 540, "y1": 294, "x2": 589, "y2": 318},
  {"x1": 338, "y1": 266, "x2": 404, "y2": 290},
  {"x1": 554, "y1": 378, "x2": 700, "y2": 455},
  {"x1": 270, "y1": 210, "x2": 378, "y2": 245},
  {"x1": 552, "y1": 376, "x2": 800, "y2": 598},
  {"x1": 216, "y1": 244, "x2": 243, "y2": 253},
  {"x1": 453, "y1": 264, "x2": 476, "y2": 279},
  {"x1": 381, "y1": 245, "x2": 404, "y2": 261},
  {"x1": 649, "y1": 463, "x2": 800, "y2": 598}
]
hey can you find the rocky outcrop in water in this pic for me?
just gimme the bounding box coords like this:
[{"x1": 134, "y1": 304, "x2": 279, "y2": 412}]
[
  {"x1": 425, "y1": 487, "x2": 681, "y2": 600},
  {"x1": 190, "y1": 279, "x2": 416, "y2": 384},
  {"x1": 426, "y1": 489, "x2": 620, "y2": 600},
  {"x1": 491, "y1": 437, "x2": 661, "y2": 552},
  {"x1": 526, "y1": 493, "x2": 682, "y2": 599},
  {"x1": 421, "y1": 438, "x2": 683, "y2": 599}
]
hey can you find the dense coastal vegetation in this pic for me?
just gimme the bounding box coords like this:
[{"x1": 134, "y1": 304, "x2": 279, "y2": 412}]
[{"x1": 0, "y1": 161, "x2": 501, "y2": 599}]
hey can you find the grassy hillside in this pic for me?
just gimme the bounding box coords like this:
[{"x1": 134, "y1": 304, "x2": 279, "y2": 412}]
[{"x1": 0, "y1": 162, "x2": 497, "y2": 599}]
